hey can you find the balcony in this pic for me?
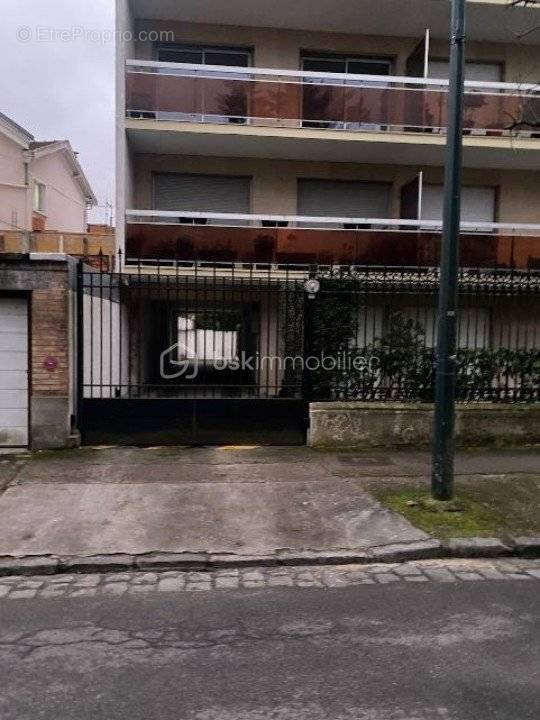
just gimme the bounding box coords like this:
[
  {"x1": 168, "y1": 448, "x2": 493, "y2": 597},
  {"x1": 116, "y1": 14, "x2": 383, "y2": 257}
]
[
  {"x1": 125, "y1": 61, "x2": 540, "y2": 168},
  {"x1": 125, "y1": 211, "x2": 540, "y2": 270},
  {"x1": 126, "y1": 61, "x2": 539, "y2": 136},
  {"x1": 127, "y1": 1, "x2": 540, "y2": 44}
]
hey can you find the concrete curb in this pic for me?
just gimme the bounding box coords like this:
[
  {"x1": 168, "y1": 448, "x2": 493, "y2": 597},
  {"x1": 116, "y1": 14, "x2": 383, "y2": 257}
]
[{"x1": 0, "y1": 537, "x2": 538, "y2": 577}]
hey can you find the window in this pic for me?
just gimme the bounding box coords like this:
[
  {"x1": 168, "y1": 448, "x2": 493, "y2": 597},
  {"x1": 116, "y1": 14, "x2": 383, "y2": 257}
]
[
  {"x1": 421, "y1": 185, "x2": 496, "y2": 224},
  {"x1": 429, "y1": 61, "x2": 502, "y2": 84},
  {"x1": 154, "y1": 44, "x2": 252, "y2": 123},
  {"x1": 297, "y1": 179, "x2": 391, "y2": 226},
  {"x1": 176, "y1": 311, "x2": 240, "y2": 365},
  {"x1": 156, "y1": 44, "x2": 251, "y2": 67},
  {"x1": 153, "y1": 174, "x2": 251, "y2": 220},
  {"x1": 301, "y1": 53, "x2": 393, "y2": 129},
  {"x1": 302, "y1": 53, "x2": 392, "y2": 77},
  {"x1": 33, "y1": 181, "x2": 46, "y2": 213}
]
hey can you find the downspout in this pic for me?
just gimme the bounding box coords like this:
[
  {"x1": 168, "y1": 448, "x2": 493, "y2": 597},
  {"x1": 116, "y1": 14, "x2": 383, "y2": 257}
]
[{"x1": 22, "y1": 156, "x2": 31, "y2": 253}]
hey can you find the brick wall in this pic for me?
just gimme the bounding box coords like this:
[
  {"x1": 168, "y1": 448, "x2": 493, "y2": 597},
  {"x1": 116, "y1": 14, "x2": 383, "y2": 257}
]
[
  {"x1": 30, "y1": 270, "x2": 70, "y2": 398},
  {"x1": 0, "y1": 257, "x2": 76, "y2": 448}
]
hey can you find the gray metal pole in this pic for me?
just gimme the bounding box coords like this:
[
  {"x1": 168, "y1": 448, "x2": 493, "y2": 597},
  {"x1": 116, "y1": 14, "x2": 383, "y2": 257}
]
[{"x1": 432, "y1": 0, "x2": 466, "y2": 501}]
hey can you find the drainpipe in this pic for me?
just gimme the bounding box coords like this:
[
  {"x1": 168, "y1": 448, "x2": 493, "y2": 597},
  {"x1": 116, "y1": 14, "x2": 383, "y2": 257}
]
[{"x1": 22, "y1": 157, "x2": 31, "y2": 253}]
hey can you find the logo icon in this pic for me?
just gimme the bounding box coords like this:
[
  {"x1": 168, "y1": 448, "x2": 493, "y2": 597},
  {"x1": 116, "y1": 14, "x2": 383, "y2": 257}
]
[{"x1": 160, "y1": 342, "x2": 199, "y2": 380}]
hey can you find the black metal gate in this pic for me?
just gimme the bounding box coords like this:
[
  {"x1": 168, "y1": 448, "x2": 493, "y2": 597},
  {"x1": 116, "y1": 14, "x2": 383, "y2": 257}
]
[
  {"x1": 77, "y1": 261, "x2": 310, "y2": 445},
  {"x1": 78, "y1": 260, "x2": 539, "y2": 445}
]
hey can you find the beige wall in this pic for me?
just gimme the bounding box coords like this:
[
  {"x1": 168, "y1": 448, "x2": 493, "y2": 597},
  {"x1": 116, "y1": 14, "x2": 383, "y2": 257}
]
[
  {"x1": 0, "y1": 132, "x2": 28, "y2": 232},
  {"x1": 0, "y1": 135, "x2": 89, "y2": 234},
  {"x1": 29, "y1": 152, "x2": 88, "y2": 233},
  {"x1": 133, "y1": 20, "x2": 540, "y2": 82},
  {"x1": 132, "y1": 153, "x2": 540, "y2": 223}
]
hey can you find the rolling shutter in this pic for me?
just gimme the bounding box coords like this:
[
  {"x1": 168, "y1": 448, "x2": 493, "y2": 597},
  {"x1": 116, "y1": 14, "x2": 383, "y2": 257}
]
[
  {"x1": 429, "y1": 61, "x2": 502, "y2": 83},
  {"x1": 297, "y1": 180, "x2": 391, "y2": 218},
  {"x1": 153, "y1": 174, "x2": 251, "y2": 213},
  {"x1": 421, "y1": 185, "x2": 496, "y2": 223}
]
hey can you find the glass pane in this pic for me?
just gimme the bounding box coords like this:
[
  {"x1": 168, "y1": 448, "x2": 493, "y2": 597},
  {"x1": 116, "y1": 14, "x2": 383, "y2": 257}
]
[
  {"x1": 158, "y1": 48, "x2": 202, "y2": 64},
  {"x1": 177, "y1": 312, "x2": 240, "y2": 364},
  {"x1": 303, "y1": 58, "x2": 347, "y2": 74},
  {"x1": 205, "y1": 51, "x2": 250, "y2": 67},
  {"x1": 348, "y1": 60, "x2": 391, "y2": 76}
]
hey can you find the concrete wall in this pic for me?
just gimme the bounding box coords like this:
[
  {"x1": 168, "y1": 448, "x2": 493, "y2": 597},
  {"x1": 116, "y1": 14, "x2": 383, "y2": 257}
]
[
  {"x1": 132, "y1": 20, "x2": 540, "y2": 83},
  {"x1": 309, "y1": 402, "x2": 540, "y2": 448},
  {"x1": 132, "y1": 153, "x2": 540, "y2": 224}
]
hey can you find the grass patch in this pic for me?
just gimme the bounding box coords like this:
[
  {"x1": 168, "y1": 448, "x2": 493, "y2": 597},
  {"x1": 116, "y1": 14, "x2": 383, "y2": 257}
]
[{"x1": 370, "y1": 475, "x2": 540, "y2": 540}]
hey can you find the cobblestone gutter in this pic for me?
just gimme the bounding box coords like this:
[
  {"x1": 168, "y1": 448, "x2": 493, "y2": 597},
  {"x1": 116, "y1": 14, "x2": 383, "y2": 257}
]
[{"x1": 0, "y1": 558, "x2": 539, "y2": 601}]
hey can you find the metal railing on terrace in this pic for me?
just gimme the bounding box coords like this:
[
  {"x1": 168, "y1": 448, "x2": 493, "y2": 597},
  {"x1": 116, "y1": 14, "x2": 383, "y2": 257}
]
[
  {"x1": 126, "y1": 60, "x2": 540, "y2": 136},
  {"x1": 125, "y1": 211, "x2": 540, "y2": 269}
]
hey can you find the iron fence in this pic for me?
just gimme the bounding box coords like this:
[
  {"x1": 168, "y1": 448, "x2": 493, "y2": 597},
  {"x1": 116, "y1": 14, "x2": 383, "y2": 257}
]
[{"x1": 79, "y1": 258, "x2": 540, "y2": 405}]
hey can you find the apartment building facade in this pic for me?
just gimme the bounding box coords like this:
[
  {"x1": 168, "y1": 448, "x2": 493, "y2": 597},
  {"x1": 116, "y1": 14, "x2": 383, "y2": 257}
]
[{"x1": 94, "y1": 0, "x2": 540, "y2": 445}]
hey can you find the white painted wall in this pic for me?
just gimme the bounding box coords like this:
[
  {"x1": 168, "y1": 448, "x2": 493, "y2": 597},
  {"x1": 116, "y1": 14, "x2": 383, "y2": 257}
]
[
  {"x1": 83, "y1": 288, "x2": 130, "y2": 398},
  {"x1": 0, "y1": 132, "x2": 90, "y2": 233},
  {"x1": 0, "y1": 132, "x2": 28, "y2": 232},
  {"x1": 29, "y1": 151, "x2": 89, "y2": 233}
]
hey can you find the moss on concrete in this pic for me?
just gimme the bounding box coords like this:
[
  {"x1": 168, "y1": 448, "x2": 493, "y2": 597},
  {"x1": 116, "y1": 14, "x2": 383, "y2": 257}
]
[{"x1": 370, "y1": 474, "x2": 540, "y2": 540}]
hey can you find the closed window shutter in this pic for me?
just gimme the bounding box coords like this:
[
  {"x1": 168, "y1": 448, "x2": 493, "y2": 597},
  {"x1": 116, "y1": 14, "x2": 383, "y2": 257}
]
[
  {"x1": 297, "y1": 180, "x2": 391, "y2": 218},
  {"x1": 153, "y1": 174, "x2": 251, "y2": 213},
  {"x1": 422, "y1": 185, "x2": 496, "y2": 223},
  {"x1": 429, "y1": 61, "x2": 502, "y2": 83}
]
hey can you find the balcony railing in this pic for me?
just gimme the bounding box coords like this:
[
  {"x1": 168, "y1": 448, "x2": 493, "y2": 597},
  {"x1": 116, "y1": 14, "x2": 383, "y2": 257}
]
[
  {"x1": 125, "y1": 211, "x2": 540, "y2": 269},
  {"x1": 126, "y1": 61, "x2": 540, "y2": 136}
]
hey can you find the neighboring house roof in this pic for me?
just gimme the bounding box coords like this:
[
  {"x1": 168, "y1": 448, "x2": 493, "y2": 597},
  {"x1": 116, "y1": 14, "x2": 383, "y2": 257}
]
[
  {"x1": 28, "y1": 140, "x2": 56, "y2": 150},
  {"x1": 0, "y1": 110, "x2": 34, "y2": 146},
  {"x1": 25, "y1": 139, "x2": 97, "y2": 206},
  {"x1": 0, "y1": 111, "x2": 97, "y2": 207}
]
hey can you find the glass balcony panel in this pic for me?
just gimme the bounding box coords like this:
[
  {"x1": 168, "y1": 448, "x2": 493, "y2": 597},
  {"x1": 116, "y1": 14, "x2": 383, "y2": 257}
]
[
  {"x1": 125, "y1": 221, "x2": 540, "y2": 269},
  {"x1": 126, "y1": 66, "x2": 539, "y2": 134}
]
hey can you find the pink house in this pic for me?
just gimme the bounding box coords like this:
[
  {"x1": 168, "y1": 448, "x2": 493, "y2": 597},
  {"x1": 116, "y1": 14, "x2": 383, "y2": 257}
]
[{"x1": 0, "y1": 111, "x2": 96, "y2": 235}]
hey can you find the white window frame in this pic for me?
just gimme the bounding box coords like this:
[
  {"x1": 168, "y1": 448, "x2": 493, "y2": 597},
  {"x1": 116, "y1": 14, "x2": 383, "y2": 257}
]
[{"x1": 33, "y1": 181, "x2": 46, "y2": 214}]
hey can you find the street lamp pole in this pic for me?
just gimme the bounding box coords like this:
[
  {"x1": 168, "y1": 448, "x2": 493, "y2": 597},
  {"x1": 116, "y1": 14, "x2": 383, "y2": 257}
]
[{"x1": 432, "y1": 0, "x2": 466, "y2": 501}]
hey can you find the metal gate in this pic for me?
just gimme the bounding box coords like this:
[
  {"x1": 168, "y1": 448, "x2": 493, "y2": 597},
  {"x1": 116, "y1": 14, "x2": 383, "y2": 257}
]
[
  {"x1": 77, "y1": 261, "x2": 310, "y2": 445},
  {"x1": 78, "y1": 260, "x2": 539, "y2": 445}
]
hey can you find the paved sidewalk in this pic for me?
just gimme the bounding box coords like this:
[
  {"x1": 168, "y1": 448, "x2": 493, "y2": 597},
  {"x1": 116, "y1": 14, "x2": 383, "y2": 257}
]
[{"x1": 0, "y1": 446, "x2": 537, "y2": 560}]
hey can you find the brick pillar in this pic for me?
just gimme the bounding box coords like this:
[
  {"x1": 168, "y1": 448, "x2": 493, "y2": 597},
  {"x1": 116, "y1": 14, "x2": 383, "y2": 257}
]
[{"x1": 30, "y1": 266, "x2": 73, "y2": 449}]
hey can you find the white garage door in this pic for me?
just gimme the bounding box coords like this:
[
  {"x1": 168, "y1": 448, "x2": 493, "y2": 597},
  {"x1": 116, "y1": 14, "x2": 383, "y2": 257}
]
[{"x1": 0, "y1": 297, "x2": 28, "y2": 447}]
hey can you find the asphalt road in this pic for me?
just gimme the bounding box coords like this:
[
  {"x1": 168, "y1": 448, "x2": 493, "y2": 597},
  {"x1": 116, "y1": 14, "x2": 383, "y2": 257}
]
[{"x1": 0, "y1": 580, "x2": 538, "y2": 720}]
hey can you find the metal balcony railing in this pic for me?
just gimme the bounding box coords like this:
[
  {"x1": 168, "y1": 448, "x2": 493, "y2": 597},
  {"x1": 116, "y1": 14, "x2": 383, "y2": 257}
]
[
  {"x1": 126, "y1": 60, "x2": 540, "y2": 136},
  {"x1": 125, "y1": 211, "x2": 540, "y2": 269}
]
